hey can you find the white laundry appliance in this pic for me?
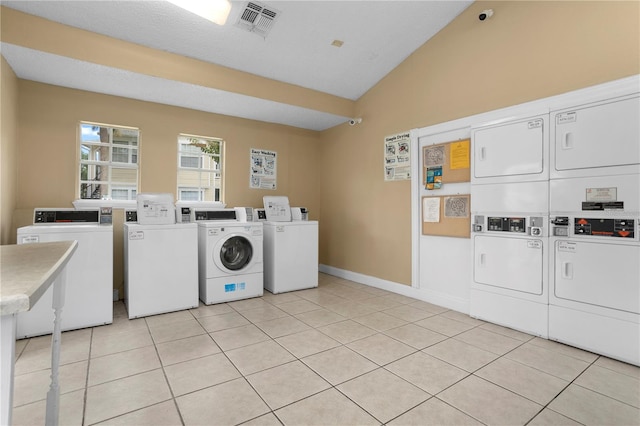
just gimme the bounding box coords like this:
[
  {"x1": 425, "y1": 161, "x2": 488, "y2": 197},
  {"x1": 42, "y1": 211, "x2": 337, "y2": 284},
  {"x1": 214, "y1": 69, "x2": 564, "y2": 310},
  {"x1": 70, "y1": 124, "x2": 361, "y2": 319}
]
[
  {"x1": 262, "y1": 196, "x2": 319, "y2": 294},
  {"x1": 197, "y1": 208, "x2": 264, "y2": 304},
  {"x1": 470, "y1": 113, "x2": 550, "y2": 337},
  {"x1": 548, "y1": 92, "x2": 640, "y2": 366},
  {"x1": 472, "y1": 114, "x2": 549, "y2": 185},
  {"x1": 175, "y1": 201, "x2": 227, "y2": 223},
  {"x1": 124, "y1": 220, "x2": 199, "y2": 318},
  {"x1": 123, "y1": 194, "x2": 199, "y2": 318},
  {"x1": 550, "y1": 93, "x2": 639, "y2": 180},
  {"x1": 16, "y1": 208, "x2": 113, "y2": 338}
]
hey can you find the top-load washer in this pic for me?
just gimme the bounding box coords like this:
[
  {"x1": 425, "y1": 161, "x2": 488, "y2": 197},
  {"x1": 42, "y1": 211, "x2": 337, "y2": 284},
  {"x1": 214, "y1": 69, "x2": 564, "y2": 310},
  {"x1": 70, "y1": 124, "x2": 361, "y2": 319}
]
[
  {"x1": 262, "y1": 197, "x2": 318, "y2": 294},
  {"x1": 197, "y1": 208, "x2": 264, "y2": 304},
  {"x1": 16, "y1": 208, "x2": 113, "y2": 338},
  {"x1": 123, "y1": 194, "x2": 199, "y2": 318}
]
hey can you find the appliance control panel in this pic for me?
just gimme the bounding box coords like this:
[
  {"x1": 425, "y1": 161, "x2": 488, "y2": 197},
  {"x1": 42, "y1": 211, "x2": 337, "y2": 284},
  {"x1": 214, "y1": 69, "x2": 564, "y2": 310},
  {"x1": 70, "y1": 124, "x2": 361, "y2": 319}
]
[
  {"x1": 178, "y1": 207, "x2": 192, "y2": 223},
  {"x1": 473, "y1": 215, "x2": 544, "y2": 236},
  {"x1": 125, "y1": 210, "x2": 138, "y2": 223},
  {"x1": 100, "y1": 207, "x2": 113, "y2": 225},
  {"x1": 488, "y1": 217, "x2": 526, "y2": 233},
  {"x1": 34, "y1": 208, "x2": 100, "y2": 224},
  {"x1": 551, "y1": 216, "x2": 569, "y2": 236},
  {"x1": 242, "y1": 207, "x2": 254, "y2": 223},
  {"x1": 291, "y1": 207, "x2": 309, "y2": 221},
  {"x1": 574, "y1": 218, "x2": 635, "y2": 238},
  {"x1": 194, "y1": 209, "x2": 237, "y2": 222},
  {"x1": 253, "y1": 209, "x2": 267, "y2": 221}
]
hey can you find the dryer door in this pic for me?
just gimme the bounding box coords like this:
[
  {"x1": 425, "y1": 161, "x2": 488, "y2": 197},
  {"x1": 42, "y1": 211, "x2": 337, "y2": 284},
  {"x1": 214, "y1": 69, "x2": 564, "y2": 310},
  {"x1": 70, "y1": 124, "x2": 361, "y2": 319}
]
[
  {"x1": 553, "y1": 96, "x2": 640, "y2": 173},
  {"x1": 554, "y1": 240, "x2": 639, "y2": 314},
  {"x1": 215, "y1": 235, "x2": 253, "y2": 272},
  {"x1": 473, "y1": 235, "x2": 544, "y2": 295},
  {"x1": 472, "y1": 115, "x2": 547, "y2": 183}
]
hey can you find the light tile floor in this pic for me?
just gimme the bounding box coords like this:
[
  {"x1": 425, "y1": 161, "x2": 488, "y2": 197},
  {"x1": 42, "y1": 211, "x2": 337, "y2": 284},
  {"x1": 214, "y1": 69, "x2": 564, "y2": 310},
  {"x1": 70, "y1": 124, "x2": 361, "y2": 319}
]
[{"x1": 12, "y1": 273, "x2": 640, "y2": 425}]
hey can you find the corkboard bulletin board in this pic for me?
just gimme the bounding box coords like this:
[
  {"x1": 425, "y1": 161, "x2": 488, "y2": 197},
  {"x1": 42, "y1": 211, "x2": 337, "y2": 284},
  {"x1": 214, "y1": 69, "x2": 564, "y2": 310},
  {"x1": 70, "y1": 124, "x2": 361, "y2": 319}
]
[
  {"x1": 422, "y1": 194, "x2": 471, "y2": 238},
  {"x1": 422, "y1": 139, "x2": 470, "y2": 188}
]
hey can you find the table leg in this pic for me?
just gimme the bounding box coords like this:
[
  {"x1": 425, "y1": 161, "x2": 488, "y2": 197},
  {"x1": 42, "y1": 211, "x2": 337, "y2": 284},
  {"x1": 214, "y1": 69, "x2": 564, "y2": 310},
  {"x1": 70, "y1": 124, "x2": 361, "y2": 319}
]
[
  {"x1": 45, "y1": 266, "x2": 67, "y2": 426},
  {"x1": 0, "y1": 313, "x2": 17, "y2": 426}
]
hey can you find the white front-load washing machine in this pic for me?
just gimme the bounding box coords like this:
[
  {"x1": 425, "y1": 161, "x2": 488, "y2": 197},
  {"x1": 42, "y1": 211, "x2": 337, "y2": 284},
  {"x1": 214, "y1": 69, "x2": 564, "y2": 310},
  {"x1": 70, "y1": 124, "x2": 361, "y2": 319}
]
[{"x1": 198, "y1": 220, "x2": 263, "y2": 304}]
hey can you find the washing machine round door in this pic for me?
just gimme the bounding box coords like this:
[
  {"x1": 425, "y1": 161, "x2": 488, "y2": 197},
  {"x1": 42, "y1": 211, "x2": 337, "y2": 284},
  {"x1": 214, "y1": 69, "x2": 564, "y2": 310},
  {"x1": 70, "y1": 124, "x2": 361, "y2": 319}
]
[{"x1": 218, "y1": 236, "x2": 253, "y2": 271}]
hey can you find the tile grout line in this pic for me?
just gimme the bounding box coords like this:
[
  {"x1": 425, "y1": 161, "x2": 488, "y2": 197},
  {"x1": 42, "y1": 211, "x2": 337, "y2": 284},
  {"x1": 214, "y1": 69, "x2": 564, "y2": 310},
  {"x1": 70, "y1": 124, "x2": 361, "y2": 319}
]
[
  {"x1": 522, "y1": 354, "x2": 600, "y2": 426},
  {"x1": 81, "y1": 327, "x2": 94, "y2": 426}
]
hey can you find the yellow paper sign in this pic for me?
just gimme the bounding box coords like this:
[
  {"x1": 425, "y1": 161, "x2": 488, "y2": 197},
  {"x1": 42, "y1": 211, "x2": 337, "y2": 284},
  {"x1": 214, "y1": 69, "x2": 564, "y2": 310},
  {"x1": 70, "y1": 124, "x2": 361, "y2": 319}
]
[{"x1": 450, "y1": 140, "x2": 470, "y2": 170}]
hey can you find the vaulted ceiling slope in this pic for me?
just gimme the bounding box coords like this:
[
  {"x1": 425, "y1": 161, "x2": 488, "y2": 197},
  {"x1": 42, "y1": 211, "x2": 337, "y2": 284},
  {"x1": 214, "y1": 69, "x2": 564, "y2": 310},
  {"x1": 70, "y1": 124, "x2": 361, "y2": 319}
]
[{"x1": 1, "y1": 1, "x2": 471, "y2": 131}]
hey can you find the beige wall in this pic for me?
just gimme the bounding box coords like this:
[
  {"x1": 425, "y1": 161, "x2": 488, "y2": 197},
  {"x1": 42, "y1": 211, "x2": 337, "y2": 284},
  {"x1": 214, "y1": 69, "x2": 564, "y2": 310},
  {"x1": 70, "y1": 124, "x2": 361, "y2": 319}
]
[
  {"x1": 14, "y1": 81, "x2": 321, "y2": 298},
  {"x1": 1, "y1": 55, "x2": 19, "y2": 245},
  {"x1": 318, "y1": 0, "x2": 640, "y2": 285}
]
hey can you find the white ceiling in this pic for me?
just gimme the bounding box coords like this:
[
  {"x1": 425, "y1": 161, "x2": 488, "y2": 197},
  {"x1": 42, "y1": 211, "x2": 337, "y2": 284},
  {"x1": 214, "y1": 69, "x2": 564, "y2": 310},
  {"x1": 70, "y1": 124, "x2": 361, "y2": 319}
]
[{"x1": 1, "y1": 0, "x2": 472, "y2": 130}]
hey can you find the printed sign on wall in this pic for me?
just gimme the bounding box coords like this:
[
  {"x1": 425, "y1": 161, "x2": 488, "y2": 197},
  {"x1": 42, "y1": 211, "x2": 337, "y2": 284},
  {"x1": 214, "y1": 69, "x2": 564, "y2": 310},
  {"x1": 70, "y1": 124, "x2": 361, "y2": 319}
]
[
  {"x1": 250, "y1": 148, "x2": 277, "y2": 190},
  {"x1": 384, "y1": 131, "x2": 411, "y2": 181}
]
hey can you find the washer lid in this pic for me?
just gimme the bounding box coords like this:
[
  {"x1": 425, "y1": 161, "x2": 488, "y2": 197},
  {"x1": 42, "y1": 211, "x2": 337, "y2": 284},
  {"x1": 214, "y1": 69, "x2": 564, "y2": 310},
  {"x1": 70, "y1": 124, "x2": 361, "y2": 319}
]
[{"x1": 263, "y1": 196, "x2": 291, "y2": 222}]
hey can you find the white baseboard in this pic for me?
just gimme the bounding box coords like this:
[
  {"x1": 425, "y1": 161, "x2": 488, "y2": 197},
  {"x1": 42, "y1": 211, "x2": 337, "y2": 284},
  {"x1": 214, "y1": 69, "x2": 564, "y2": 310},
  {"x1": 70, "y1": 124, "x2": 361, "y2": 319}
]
[{"x1": 319, "y1": 264, "x2": 469, "y2": 314}]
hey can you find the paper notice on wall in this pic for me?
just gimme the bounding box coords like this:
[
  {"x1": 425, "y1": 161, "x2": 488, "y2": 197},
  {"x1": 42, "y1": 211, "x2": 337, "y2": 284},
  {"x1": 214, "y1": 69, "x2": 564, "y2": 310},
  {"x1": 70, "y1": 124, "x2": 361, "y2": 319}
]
[
  {"x1": 444, "y1": 196, "x2": 469, "y2": 218},
  {"x1": 423, "y1": 197, "x2": 441, "y2": 223},
  {"x1": 250, "y1": 148, "x2": 277, "y2": 190},
  {"x1": 425, "y1": 166, "x2": 442, "y2": 190},
  {"x1": 424, "y1": 145, "x2": 445, "y2": 167},
  {"x1": 384, "y1": 131, "x2": 411, "y2": 181},
  {"x1": 450, "y1": 140, "x2": 470, "y2": 170}
]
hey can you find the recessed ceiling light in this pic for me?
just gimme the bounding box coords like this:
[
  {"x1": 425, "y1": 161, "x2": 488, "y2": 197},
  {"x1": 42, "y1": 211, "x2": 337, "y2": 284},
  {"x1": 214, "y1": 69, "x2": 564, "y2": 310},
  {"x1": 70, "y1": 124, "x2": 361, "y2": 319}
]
[
  {"x1": 168, "y1": 0, "x2": 232, "y2": 25},
  {"x1": 331, "y1": 40, "x2": 344, "y2": 48}
]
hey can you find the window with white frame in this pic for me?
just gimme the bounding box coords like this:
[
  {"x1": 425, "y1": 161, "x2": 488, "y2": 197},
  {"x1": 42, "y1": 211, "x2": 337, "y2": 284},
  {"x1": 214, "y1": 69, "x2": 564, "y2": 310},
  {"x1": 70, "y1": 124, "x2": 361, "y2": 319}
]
[
  {"x1": 178, "y1": 188, "x2": 204, "y2": 201},
  {"x1": 177, "y1": 134, "x2": 223, "y2": 202},
  {"x1": 111, "y1": 188, "x2": 137, "y2": 201},
  {"x1": 79, "y1": 123, "x2": 139, "y2": 200}
]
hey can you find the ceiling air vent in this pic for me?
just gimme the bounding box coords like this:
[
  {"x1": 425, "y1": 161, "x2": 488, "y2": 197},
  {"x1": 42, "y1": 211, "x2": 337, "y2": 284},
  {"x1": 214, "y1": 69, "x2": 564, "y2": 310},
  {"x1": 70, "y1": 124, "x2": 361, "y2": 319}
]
[{"x1": 235, "y1": 1, "x2": 280, "y2": 38}]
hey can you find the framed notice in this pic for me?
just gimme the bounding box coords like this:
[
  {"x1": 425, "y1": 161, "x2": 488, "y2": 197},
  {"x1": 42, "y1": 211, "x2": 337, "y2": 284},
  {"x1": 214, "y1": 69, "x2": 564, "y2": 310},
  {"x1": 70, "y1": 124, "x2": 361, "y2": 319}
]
[
  {"x1": 384, "y1": 131, "x2": 411, "y2": 181},
  {"x1": 250, "y1": 148, "x2": 277, "y2": 190}
]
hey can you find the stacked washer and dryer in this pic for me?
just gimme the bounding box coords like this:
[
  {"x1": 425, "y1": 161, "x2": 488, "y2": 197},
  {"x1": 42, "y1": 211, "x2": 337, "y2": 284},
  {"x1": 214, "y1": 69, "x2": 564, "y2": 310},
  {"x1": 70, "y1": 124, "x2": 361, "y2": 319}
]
[
  {"x1": 470, "y1": 113, "x2": 550, "y2": 338},
  {"x1": 469, "y1": 78, "x2": 639, "y2": 366},
  {"x1": 548, "y1": 93, "x2": 639, "y2": 366},
  {"x1": 16, "y1": 208, "x2": 113, "y2": 338}
]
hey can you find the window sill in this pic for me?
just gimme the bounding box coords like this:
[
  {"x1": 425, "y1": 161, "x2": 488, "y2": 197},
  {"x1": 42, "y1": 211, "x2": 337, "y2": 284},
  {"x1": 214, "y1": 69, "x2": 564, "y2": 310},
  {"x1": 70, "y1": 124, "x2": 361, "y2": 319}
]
[
  {"x1": 175, "y1": 201, "x2": 227, "y2": 208},
  {"x1": 73, "y1": 199, "x2": 137, "y2": 210},
  {"x1": 73, "y1": 200, "x2": 226, "y2": 210}
]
